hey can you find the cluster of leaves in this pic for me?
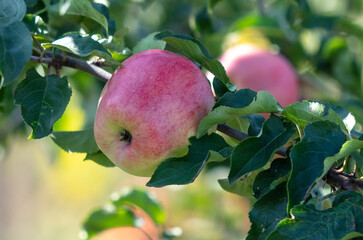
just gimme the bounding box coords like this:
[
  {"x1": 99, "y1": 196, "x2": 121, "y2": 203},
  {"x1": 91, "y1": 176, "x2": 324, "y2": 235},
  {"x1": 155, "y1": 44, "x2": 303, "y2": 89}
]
[{"x1": 1, "y1": 1, "x2": 363, "y2": 240}]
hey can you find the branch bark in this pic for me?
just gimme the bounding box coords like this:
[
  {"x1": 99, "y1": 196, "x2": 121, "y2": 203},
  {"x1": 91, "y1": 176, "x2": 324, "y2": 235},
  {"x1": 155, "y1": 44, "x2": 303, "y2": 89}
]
[
  {"x1": 31, "y1": 51, "x2": 112, "y2": 82},
  {"x1": 29, "y1": 51, "x2": 363, "y2": 192}
]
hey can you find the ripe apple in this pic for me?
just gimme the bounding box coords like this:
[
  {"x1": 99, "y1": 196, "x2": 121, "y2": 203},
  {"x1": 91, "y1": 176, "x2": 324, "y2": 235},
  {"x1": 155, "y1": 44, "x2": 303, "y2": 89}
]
[
  {"x1": 94, "y1": 49, "x2": 215, "y2": 177},
  {"x1": 219, "y1": 44, "x2": 299, "y2": 107}
]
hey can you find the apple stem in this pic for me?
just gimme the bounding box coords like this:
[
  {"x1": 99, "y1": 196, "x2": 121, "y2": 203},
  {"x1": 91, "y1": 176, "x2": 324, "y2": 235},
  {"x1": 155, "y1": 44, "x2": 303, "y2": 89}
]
[{"x1": 119, "y1": 130, "x2": 132, "y2": 143}]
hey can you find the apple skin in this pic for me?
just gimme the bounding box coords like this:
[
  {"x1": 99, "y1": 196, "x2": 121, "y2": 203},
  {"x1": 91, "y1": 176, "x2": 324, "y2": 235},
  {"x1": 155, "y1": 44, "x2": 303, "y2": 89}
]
[
  {"x1": 219, "y1": 44, "x2": 299, "y2": 107},
  {"x1": 94, "y1": 49, "x2": 215, "y2": 177}
]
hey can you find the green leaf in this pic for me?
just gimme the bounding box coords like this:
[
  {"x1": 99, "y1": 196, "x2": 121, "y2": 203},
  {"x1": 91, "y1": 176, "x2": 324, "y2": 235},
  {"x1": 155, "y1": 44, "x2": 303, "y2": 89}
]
[
  {"x1": 208, "y1": 0, "x2": 223, "y2": 9},
  {"x1": 147, "y1": 133, "x2": 230, "y2": 188},
  {"x1": 0, "y1": 17, "x2": 32, "y2": 85},
  {"x1": 51, "y1": 128, "x2": 99, "y2": 153},
  {"x1": 84, "y1": 151, "x2": 115, "y2": 168},
  {"x1": 82, "y1": 206, "x2": 135, "y2": 239},
  {"x1": 197, "y1": 89, "x2": 281, "y2": 138},
  {"x1": 0, "y1": 0, "x2": 26, "y2": 20},
  {"x1": 218, "y1": 169, "x2": 262, "y2": 198},
  {"x1": 282, "y1": 101, "x2": 356, "y2": 135},
  {"x1": 248, "y1": 183, "x2": 288, "y2": 240},
  {"x1": 267, "y1": 191, "x2": 363, "y2": 240},
  {"x1": 56, "y1": 0, "x2": 108, "y2": 33},
  {"x1": 155, "y1": 30, "x2": 229, "y2": 84},
  {"x1": 91, "y1": 2, "x2": 115, "y2": 35},
  {"x1": 212, "y1": 77, "x2": 230, "y2": 99},
  {"x1": 253, "y1": 158, "x2": 291, "y2": 199},
  {"x1": 228, "y1": 115, "x2": 295, "y2": 184},
  {"x1": 243, "y1": 114, "x2": 265, "y2": 137},
  {"x1": 287, "y1": 121, "x2": 346, "y2": 210},
  {"x1": 14, "y1": 68, "x2": 72, "y2": 139},
  {"x1": 111, "y1": 187, "x2": 166, "y2": 225},
  {"x1": 42, "y1": 33, "x2": 120, "y2": 65},
  {"x1": 322, "y1": 139, "x2": 363, "y2": 180},
  {"x1": 133, "y1": 32, "x2": 167, "y2": 54}
]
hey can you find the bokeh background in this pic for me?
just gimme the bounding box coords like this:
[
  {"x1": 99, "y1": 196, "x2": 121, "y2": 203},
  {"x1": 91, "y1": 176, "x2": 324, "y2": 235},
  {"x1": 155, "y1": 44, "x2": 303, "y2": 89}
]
[{"x1": 2, "y1": 0, "x2": 363, "y2": 239}]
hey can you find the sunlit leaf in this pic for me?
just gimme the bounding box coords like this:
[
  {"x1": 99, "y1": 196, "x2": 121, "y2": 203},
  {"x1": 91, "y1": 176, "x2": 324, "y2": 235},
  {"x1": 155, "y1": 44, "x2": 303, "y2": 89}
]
[
  {"x1": 155, "y1": 30, "x2": 230, "y2": 84},
  {"x1": 42, "y1": 33, "x2": 120, "y2": 65},
  {"x1": 111, "y1": 187, "x2": 166, "y2": 225},
  {"x1": 133, "y1": 32, "x2": 166, "y2": 54},
  {"x1": 197, "y1": 89, "x2": 281, "y2": 138},
  {"x1": 282, "y1": 101, "x2": 356, "y2": 135},
  {"x1": 82, "y1": 206, "x2": 135, "y2": 239}
]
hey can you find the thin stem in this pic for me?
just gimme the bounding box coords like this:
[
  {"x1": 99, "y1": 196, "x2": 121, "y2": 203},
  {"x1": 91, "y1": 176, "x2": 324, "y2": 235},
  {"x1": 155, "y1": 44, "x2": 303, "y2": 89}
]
[
  {"x1": 28, "y1": 50, "x2": 363, "y2": 192},
  {"x1": 30, "y1": 51, "x2": 112, "y2": 82}
]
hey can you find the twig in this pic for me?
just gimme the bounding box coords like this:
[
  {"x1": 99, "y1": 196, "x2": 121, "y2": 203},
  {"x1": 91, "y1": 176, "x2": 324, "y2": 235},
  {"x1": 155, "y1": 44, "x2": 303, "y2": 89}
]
[
  {"x1": 29, "y1": 51, "x2": 363, "y2": 192},
  {"x1": 30, "y1": 52, "x2": 112, "y2": 82},
  {"x1": 326, "y1": 168, "x2": 363, "y2": 191}
]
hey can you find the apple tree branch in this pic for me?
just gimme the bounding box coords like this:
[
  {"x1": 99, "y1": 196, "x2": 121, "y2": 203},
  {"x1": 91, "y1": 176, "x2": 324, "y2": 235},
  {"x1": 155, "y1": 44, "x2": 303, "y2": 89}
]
[{"x1": 29, "y1": 51, "x2": 363, "y2": 192}]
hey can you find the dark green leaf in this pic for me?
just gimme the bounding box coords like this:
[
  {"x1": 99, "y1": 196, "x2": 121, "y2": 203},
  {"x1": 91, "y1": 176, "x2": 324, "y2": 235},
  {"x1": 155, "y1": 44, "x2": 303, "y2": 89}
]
[
  {"x1": 267, "y1": 191, "x2": 363, "y2": 240},
  {"x1": 147, "y1": 133, "x2": 230, "y2": 188},
  {"x1": 42, "y1": 33, "x2": 120, "y2": 65},
  {"x1": 91, "y1": 2, "x2": 115, "y2": 35},
  {"x1": 243, "y1": 114, "x2": 265, "y2": 137},
  {"x1": 51, "y1": 128, "x2": 99, "y2": 153},
  {"x1": 155, "y1": 30, "x2": 229, "y2": 84},
  {"x1": 84, "y1": 151, "x2": 115, "y2": 168},
  {"x1": 111, "y1": 187, "x2": 166, "y2": 225},
  {"x1": 287, "y1": 121, "x2": 346, "y2": 210},
  {"x1": 228, "y1": 115, "x2": 295, "y2": 184},
  {"x1": 82, "y1": 206, "x2": 135, "y2": 239},
  {"x1": 133, "y1": 32, "x2": 166, "y2": 54},
  {"x1": 0, "y1": 0, "x2": 26, "y2": 20},
  {"x1": 0, "y1": 17, "x2": 32, "y2": 85},
  {"x1": 14, "y1": 68, "x2": 72, "y2": 139},
  {"x1": 282, "y1": 101, "x2": 356, "y2": 135},
  {"x1": 194, "y1": 6, "x2": 213, "y2": 33},
  {"x1": 253, "y1": 158, "x2": 291, "y2": 199},
  {"x1": 197, "y1": 89, "x2": 281, "y2": 138},
  {"x1": 212, "y1": 77, "x2": 230, "y2": 99},
  {"x1": 248, "y1": 183, "x2": 288, "y2": 240}
]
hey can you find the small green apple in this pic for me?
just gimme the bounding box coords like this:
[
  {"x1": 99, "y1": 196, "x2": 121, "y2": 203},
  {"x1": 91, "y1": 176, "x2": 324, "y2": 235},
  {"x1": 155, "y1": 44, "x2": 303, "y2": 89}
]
[{"x1": 94, "y1": 50, "x2": 215, "y2": 176}]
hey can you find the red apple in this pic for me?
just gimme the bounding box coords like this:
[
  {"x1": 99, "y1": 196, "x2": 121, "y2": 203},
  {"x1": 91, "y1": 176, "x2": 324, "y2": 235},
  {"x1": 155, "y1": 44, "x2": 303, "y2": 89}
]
[
  {"x1": 94, "y1": 50, "x2": 215, "y2": 176},
  {"x1": 219, "y1": 44, "x2": 299, "y2": 107}
]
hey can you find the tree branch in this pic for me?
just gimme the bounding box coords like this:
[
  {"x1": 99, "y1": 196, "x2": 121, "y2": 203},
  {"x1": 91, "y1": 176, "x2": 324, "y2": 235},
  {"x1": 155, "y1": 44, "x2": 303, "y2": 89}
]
[
  {"x1": 29, "y1": 51, "x2": 363, "y2": 192},
  {"x1": 31, "y1": 52, "x2": 112, "y2": 82}
]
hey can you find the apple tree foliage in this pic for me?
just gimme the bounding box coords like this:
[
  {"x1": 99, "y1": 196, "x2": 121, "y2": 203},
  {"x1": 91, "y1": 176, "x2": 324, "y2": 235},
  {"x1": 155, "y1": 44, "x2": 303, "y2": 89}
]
[{"x1": 1, "y1": 0, "x2": 363, "y2": 239}]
